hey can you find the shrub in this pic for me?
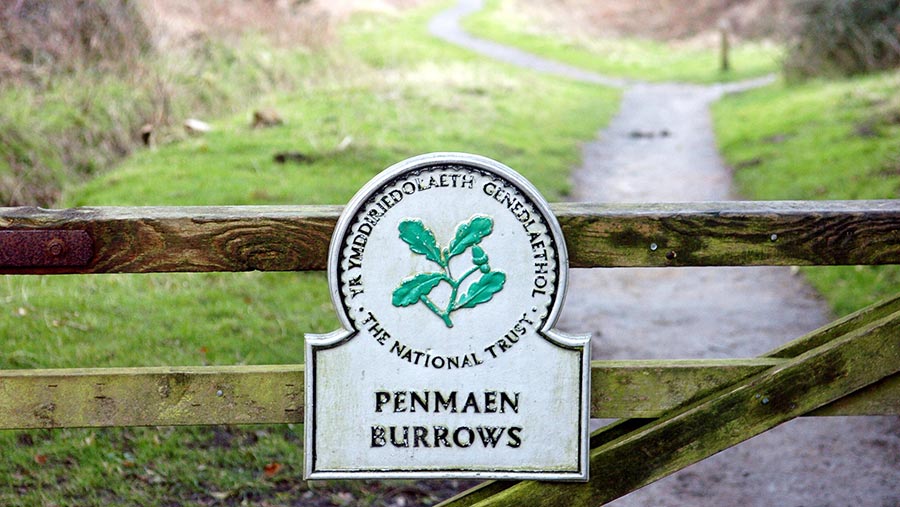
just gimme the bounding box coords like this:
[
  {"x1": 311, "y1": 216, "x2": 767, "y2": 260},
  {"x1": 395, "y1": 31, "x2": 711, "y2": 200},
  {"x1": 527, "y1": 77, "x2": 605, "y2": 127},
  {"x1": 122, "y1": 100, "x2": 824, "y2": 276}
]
[
  {"x1": 785, "y1": 0, "x2": 900, "y2": 78},
  {"x1": 0, "y1": 1, "x2": 152, "y2": 82}
]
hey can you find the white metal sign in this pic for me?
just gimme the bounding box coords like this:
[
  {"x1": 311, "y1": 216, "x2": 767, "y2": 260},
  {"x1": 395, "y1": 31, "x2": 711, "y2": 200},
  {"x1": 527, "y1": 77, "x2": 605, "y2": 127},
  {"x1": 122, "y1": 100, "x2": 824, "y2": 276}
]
[{"x1": 305, "y1": 153, "x2": 590, "y2": 480}]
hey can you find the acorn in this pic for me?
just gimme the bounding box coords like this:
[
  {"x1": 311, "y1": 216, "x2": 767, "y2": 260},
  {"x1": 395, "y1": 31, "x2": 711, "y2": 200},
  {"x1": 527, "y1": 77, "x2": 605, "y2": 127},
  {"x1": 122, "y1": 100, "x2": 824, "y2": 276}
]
[{"x1": 472, "y1": 246, "x2": 488, "y2": 266}]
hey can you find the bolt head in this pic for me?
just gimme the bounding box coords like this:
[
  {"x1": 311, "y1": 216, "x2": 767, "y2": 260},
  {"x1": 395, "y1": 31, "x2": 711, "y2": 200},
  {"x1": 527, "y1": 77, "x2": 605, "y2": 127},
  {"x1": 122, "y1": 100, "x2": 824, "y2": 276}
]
[{"x1": 46, "y1": 238, "x2": 66, "y2": 257}]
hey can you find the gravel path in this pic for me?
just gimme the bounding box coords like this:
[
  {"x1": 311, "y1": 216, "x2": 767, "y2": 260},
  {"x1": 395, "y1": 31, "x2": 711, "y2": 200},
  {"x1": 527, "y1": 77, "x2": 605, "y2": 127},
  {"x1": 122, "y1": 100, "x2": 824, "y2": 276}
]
[{"x1": 431, "y1": 1, "x2": 900, "y2": 506}]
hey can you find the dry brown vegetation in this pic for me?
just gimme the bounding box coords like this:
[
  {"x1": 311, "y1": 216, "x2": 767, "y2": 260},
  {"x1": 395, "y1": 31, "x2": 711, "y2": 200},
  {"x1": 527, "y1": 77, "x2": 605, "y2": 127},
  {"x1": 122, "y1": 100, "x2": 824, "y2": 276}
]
[
  {"x1": 1, "y1": 0, "x2": 425, "y2": 83},
  {"x1": 515, "y1": 0, "x2": 787, "y2": 41},
  {"x1": 784, "y1": 0, "x2": 900, "y2": 78},
  {"x1": 0, "y1": 1, "x2": 151, "y2": 82},
  {"x1": 0, "y1": 0, "x2": 339, "y2": 84},
  {"x1": 143, "y1": 0, "x2": 333, "y2": 51}
]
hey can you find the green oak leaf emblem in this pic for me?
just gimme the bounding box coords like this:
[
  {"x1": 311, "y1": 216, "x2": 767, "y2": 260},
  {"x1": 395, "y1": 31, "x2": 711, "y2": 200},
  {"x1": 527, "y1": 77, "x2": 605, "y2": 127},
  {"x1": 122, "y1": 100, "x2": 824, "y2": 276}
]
[{"x1": 392, "y1": 215, "x2": 506, "y2": 328}]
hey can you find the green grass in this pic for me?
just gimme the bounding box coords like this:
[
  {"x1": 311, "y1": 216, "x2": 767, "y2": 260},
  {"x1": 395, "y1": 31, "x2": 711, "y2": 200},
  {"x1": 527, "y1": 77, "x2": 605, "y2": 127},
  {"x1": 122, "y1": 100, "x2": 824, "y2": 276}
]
[
  {"x1": 1, "y1": 3, "x2": 619, "y2": 506},
  {"x1": 0, "y1": 33, "x2": 328, "y2": 206},
  {"x1": 464, "y1": 0, "x2": 782, "y2": 84},
  {"x1": 68, "y1": 4, "x2": 617, "y2": 207},
  {"x1": 714, "y1": 71, "x2": 900, "y2": 315},
  {"x1": 0, "y1": 273, "x2": 332, "y2": 369}
]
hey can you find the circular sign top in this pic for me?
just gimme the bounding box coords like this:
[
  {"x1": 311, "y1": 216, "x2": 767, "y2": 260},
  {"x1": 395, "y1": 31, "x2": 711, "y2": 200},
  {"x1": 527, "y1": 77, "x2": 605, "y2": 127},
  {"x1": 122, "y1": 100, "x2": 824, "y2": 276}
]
[{"x1": 328, "y1": 153, "x2": 569, "y2": 360}]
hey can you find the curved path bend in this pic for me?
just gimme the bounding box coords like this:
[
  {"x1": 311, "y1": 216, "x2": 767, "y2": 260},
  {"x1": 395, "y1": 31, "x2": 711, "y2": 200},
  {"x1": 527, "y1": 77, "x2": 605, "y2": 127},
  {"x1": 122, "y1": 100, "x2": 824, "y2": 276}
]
[{"x1": 430, "y1": 1, "x2": 900, "y2": 506}]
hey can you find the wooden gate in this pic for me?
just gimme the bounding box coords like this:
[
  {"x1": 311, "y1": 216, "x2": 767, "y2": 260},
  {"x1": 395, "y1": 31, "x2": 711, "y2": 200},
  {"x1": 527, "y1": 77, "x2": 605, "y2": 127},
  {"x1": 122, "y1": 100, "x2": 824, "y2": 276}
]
[{"x1": 1, "y1": 200, "x2": 898, "y2": 505}]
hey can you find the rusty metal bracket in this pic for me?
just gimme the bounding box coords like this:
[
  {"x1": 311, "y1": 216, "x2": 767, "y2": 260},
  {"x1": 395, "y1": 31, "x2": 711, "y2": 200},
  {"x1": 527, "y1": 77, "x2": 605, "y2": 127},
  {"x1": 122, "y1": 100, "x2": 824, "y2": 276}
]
[{"x1": 0, "y1": 230, "x2": 93, "y2": 267}]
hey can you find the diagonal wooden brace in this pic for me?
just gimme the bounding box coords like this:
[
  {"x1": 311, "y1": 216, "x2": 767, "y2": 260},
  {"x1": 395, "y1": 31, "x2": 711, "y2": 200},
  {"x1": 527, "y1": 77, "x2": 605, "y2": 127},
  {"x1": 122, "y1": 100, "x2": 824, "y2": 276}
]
[{"x1": 439, "y1": 294, "x2": 900, "y2": 507}]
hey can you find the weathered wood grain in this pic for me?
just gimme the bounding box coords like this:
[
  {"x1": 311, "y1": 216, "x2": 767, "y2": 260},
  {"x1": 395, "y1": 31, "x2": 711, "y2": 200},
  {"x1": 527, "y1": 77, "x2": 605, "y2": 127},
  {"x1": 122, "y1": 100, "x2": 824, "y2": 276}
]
[
  {"x1": 596, "y1": 363, "x2": 899, "y2": 417},
  {"x1": 0, "y1": 359, "x2": 895, "y2": 430},
  {"x1": 0, "y1": 206, "x2": 338, "y2": 274},
  {"x1": 459, "y1": 310, "x2": 900, "y2": 507},
  {"x1": 593, "y1": 358, "x2": 771, "y2": 418},
  {"x1": 557, "y1": 200, "x2": 900, "y2": 268},
  {"x1": 1, "y1": 200, "x2": 898, "y2": 273},
  {"x1": 814, "y1": 372, "x2": 900, "y2": 416},
  {"x1": 0, "y1": 365, "x2": 304, "y2": 429}
]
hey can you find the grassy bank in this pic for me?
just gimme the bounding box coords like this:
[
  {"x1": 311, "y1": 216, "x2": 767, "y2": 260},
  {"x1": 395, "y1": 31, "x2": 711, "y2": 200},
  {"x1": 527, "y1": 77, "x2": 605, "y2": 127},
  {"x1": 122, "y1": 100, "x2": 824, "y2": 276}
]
[
  {"x1": 463, "y1": 0, "x2": 781, "y2": 84},
  {"x1": 1, "y1": 3, "x2": 619, "y2": 506},
  {"x1": 0, "y1": 15, "x2": 328, "y2": 207},
  {"x1": 714, "y1": 71, "x2": 900, "y2": 315}
]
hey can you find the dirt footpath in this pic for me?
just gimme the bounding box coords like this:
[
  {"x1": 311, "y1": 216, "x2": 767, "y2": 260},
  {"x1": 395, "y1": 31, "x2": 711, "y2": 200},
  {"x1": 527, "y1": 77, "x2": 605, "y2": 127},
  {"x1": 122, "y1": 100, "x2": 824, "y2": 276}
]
[
  {"x1": 431, "y1": 1, "x2": 900, "y2": 505},
  {"x1": 564, "y1": 82, "x2": 900, "y2": 507}
]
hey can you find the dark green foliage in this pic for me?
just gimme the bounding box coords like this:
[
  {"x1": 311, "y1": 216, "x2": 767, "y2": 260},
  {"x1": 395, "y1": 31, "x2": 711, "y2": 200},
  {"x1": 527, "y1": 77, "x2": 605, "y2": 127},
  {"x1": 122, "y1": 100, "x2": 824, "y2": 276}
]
[
  {"x1": 398, "y1": 220, "x2": 443, "y2": 265},
  {"x1": 447, "y1": 216, "x2": 493, "y2": 259},
  {"x1": 785, "y1": 0, "x2": 900, "y2": 78},
  {"x1": 392, "y1": 216, "x2": 507, "y2": 327},
  {"x1": 392, "y1": 273, "x2": 445, "y2": 307},
  {"x1": 456, "y1": 271, "x2": 506, "y2": 309}
]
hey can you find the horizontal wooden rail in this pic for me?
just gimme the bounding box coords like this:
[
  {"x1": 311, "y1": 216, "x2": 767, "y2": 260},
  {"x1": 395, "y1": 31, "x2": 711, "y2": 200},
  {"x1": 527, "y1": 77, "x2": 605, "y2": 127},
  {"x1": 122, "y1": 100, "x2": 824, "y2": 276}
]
[
  {"x1": 0, "y1": 365, "x2": 305, "y2": 429},
  {"x1": 0, "y1": 200, "x2": 898, "y2": 274},
  {"x1": 1, "y1": 360, "x2": 896, "y2": 430}
]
